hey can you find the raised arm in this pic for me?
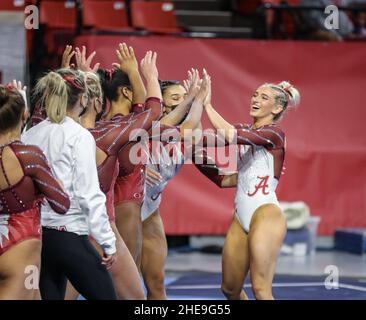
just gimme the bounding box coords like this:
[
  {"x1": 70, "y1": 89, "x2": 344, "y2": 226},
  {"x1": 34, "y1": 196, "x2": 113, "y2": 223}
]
[
  {"x1": 20, "y1": 145, "x2": 70, "y2": 214},
  {"x1": 133, "y1": 50, "x2": 164, "y2": 126},
  {"x1": 202, "y1": 71, "x2": 235, "y2": 142},
  {"x1": 179, "y1": 70, "x2": 210, "y2": 134},
  {"x1": 140, "y1": 50, "x2": 162, "y2": 101},
  {"x1": 116, "y1": 43, "x2": 146, "y2": 105},
  {"x1": 204, "y1": 104, "x2": 235, "y2": 143},
  {"x1": 95, "y1": 97, "x2": 163, "y2": 155},
  {"x1": 160, "y1": 69, "x2": 200, "y2": 126},
  {"x1": 233, "y1": 124, "x2": 285, "y2": 149},
  {"x1": 130, "y1": 97, "x2": 163, "y2": 132},
  {"x1": 199, "y1": 129, "x2": 228, "y2": 147},
  {"x1": 149, "y1": 71, "x2": 208, "y2": 144},
  {"x1": 205, "y1": 103, "x2": 285, "y2": 148}
]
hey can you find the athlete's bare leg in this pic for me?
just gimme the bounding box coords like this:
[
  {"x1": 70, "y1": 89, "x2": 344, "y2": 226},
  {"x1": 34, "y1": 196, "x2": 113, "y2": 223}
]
[
  {"x1": 248, "y1": 204, "x2": 286, "y2": 300},
  {"x1": 0, "y1": 239, "x2": 41, "y2": 300},
  {"x1": 115, "y1": 201, "x2": 143, "y2": 267},
  {"x1": 141, "y1": 209, "x2": 167, "y2": 300},
  {"x1": 221, "y1": 214, "x2": 250, "y2": 300}
]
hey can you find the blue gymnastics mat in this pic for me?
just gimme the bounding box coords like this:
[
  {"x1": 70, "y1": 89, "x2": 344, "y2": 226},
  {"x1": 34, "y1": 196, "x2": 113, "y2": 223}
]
[{"x1": 165, "y1": 272, "x2": 366, "y2": 300}]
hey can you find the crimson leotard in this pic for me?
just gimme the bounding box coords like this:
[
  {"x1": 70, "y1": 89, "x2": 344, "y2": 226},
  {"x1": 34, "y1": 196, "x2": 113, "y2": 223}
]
[
  {"x1": 107, "y1": 98, "x2": 163, "y2": 207},
  {"x1": 0, "y1": 141, "x2": 70, "y2": 255}
]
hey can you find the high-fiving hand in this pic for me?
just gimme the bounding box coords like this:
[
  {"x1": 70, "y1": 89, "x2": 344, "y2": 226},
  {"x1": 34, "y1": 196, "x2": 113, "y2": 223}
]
[
  {"x1": 194, "y1": 69, "x2": 211, "y2": 104},
  {"x1": 75, "y1": 46, "x2": 100, "y2": 72},
  {"x1": 61, "y1": 45, "x2": 75, "y2": 69},
  {"x1": 183, "y1": 68, "x2": 201, "y2": 98},
  {"x1": 140, "y1": 51, "x2": 159, "y2": 80},
  {"x1": 115, "y1": 43, "x2": 139, "y2": 75}
]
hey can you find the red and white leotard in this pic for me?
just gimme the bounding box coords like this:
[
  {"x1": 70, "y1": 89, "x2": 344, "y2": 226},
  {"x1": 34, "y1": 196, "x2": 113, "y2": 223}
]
[
  {"x1": 195, "y1": 124, "x2": 285, "y2": 232},
  {"x1": 0, "y1": 141, "x2": 70, "y2": 255},
  {"x1": 233, "y1": 123, "x2": 285, "y2": 232}
]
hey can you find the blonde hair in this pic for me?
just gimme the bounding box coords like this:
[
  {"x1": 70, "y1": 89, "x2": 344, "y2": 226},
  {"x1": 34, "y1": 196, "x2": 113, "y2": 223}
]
[
  {"x1": 33, "y1": 69, "x2": 86, "y2": 123},
  {"x1": 265, "y1": 81, "x2": 300, "y2": 121},
  {"x1": 85, "y1": 72, "x2": 103, "y2": 104}
]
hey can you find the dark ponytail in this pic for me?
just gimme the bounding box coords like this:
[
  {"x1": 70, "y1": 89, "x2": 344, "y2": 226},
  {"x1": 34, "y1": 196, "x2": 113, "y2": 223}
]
[{"x1": 97, "y1": 68, "x2": 131, "y2": 103}]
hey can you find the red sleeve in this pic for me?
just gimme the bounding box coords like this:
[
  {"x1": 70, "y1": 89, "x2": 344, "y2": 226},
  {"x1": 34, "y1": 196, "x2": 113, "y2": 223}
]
[
  {"x1": 200, "y1": 130, "x2": 228, "y2": 147},
  {"x1": 91, "y1": 122, "x2": 127, "y2": 156},
  {"x1": 92, "y1": 97, "x2": 163, "y2": 155},
  {"x1": 149, "y1": 125, "x2": 229, "y2": 147},
  {"x1": 133, "y1": 96, "x2": 161, "y2": 114},
  {"x1": 109, "y1": 97, "x2": 163, "y2": 126},
  {"x1": 117, "y1": 97, "x2": 164, "y2": 144},
  {"x1": 128, "y1": 97, "x2": 163, "y2": 141},
  {"x1": 132, "y1": 103, "x2": 146, "y2": 114},
  {"x1": 234, "y1": 125, "x2": 285, "y2": 149},
  {"x1": 233, "y1": 123, "x2": 250, "y2": 129},
  {"x1": 17, "y1": 145, "x2": 70, "y2": 214},
  {"x1": 144, "y1": 97, "x2": 163, "y2": 119},
  {"x1": 192, "y1": 146, "x2": 226, "y2": 188}
]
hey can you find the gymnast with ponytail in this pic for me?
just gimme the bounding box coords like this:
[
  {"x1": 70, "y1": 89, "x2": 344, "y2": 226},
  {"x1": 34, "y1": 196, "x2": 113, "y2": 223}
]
[{"x1": 197, "y1": 79, "x2": 300, "y2": 300}]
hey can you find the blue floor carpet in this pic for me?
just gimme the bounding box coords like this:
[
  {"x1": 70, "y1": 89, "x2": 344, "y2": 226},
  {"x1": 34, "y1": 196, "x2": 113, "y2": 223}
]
[{"x1": 166, "y1": 272, "x2": 366, "y2": 300}]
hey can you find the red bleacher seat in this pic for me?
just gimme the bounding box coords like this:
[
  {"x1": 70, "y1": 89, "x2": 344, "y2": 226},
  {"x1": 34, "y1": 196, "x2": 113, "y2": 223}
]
[
  {"x1": 0, "y1": 0, "x2": 27, "y2": 11},
  {"x1": 83, "y1": 0, "x2": 131, "y2": 31},
  {"x1": 131, "y1": 1, "x2": 181, "y2": 33},
  {"x1": 39, "y1": 0, "x2": 77, "y2": 62},
  {"x1": 40, "y1": 1, "x2": 77, "y2": 29}
]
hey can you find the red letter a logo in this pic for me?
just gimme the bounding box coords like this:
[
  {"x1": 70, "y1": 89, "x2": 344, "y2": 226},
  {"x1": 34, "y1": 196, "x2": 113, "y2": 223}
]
[{"x1": 247, "y1": 176, "x2": 270, "y2": 196}]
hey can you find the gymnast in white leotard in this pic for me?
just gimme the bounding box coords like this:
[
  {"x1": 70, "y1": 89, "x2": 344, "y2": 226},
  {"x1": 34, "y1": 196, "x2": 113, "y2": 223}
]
[{"x1": 198, "y1": 79, "x2": 300, "y2": 300}]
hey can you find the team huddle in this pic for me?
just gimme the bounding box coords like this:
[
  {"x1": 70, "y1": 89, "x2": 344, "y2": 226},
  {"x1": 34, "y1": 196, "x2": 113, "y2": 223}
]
[{"x1": 0, "y1": 43, "x2": 300, "y2": 300}]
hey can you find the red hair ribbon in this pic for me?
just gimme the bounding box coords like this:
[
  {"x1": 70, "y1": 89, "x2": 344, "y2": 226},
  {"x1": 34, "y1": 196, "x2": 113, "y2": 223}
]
[
  {"x1": 62, "y1": 75, "x2": 84, "y2": 90},
  {"x1": 283, "y1": 85, "x2": 292, "y2": 95}
]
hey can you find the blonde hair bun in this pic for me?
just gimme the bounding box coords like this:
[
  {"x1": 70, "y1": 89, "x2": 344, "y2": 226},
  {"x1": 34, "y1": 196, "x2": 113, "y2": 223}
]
[{"x1": 277, "y1": 81, "x2": 300, "y2": 108}]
